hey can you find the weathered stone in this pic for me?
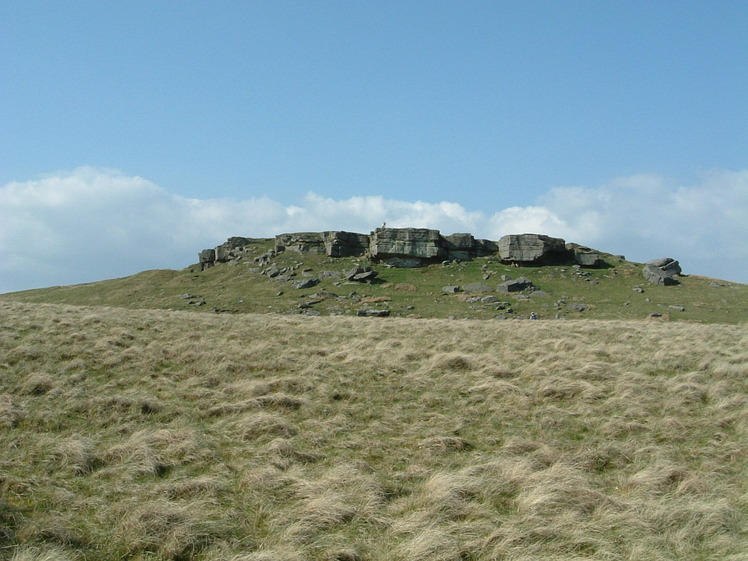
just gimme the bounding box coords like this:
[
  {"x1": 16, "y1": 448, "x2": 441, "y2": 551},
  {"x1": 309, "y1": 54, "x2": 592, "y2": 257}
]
[
  {"x1": 370, "y1": 228, "x2": 445, "y2": 266},
  {"x1": 647, "y1": 257, "x2": 682, "y2": 275},
  {"x1": 443, "y1": 233, "x2": 474, "y2": 260},
  {"x1": 344, "y1": 266, "x2": 377, "y2": 282},
  {"x1": 356, "y1": 309, "x2": 390, "y2": 317},
  {"x1": 481, "y1": 295, "x2": 499, "y2": 304},
  {"x1": 442, "y1": 286, "x2": 460, "y2": 294},
  {"x1": 321, "y1": 231, "x2": 370, "y2": 257},
  {"x1": 292, "y1": 278, "x2": 320, "y2": 290},
  {"x1": 352, "y1": 270, "x2": 378, "y2": 282},
  {"x1": 275, "y1": 232, "x2": 326, "y2": 254},
  {"x1": 463, "y1": 282, "x2": 493, "y2": 294},
  {"x1": 497, "y1": 277, "x2": 534, "y2": 293},
  {"x1": 499, "y1": 234, "x2": 567, "y2": 264},
  {"x1": 643, "y1": 263, "x2": 679, "y2": 285},
  {"x1": 566, "y1": 243, "x2": 601, "y2": 267},
  {"x1": 198, "y1": 249, "x2": 215, "y2": 270}
]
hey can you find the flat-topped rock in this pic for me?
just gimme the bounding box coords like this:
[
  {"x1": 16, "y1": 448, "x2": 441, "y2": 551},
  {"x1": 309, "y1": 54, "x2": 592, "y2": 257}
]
[
  {"x1": 370, "y1": 228, "x2": 445, "y2": 267},
  {"x1": 499, "y1": 234, "x2": 567, "y2": 264}
]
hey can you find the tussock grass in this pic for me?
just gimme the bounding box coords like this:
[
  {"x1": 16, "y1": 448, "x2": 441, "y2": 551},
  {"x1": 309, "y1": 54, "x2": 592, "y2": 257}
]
[{"x1": 0, "y1": 300, "x2": 746, "y2": 560}]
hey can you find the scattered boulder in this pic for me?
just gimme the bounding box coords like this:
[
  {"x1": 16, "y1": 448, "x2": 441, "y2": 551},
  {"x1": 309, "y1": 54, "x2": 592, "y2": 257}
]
[
  {"x1": 344, "y1": 266, "x2": 378, "y2": 282},
  {"x1": 463, "y1": 282, "x2": 493, "y2": 294},
  {"x1": 442, "y1": 286, "x2": 460, "y2": 294},
  {"x1": 292, "y1": 278, "x2": 320, "y2": 290},
  {"x1": 356, "y1": 309, "x2": 390, "y2": 317},
  {"x1": 497, "y1": 277, "x2": 534, "y2": 293},
  {"x1": 643, "y1": 258, "x2": 681, "y2": 285}
]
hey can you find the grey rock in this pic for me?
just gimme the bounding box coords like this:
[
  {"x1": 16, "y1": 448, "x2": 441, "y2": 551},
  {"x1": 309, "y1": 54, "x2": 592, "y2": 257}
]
[
  {"x1": 356, "y1": 309, "x2": 391, "y2": 317},
  {"x1": 463, "y1": 282, "x2": 493, "y2": 294},
  {"x1": 497, "y1": 276, "x2": 534, "y2": 293},
  {"x1": 647, "y1": 257, "x2": 682, "y2": 274},
  {"x1": 499, "y1": 233, "x2": 567, "y2": 264},
  {"x1": 345, "y1": 266, "x2": 377, "y2": 282},
  {"x1": 442, "y1": 286, "x2": 460, "y2": 294},
  {"x1": 274, "y1": 232, "x2": 326, "y2": 254},
  {"x1": 643, "y1": 263, "x2": 679, "y2": 285},
  {"x1": 370, "y1": 227, "x2": 445, "y2": 266},
  {"x1": 566, "y1": 243, "x2": 601, "y2": 267},
  {"x1": 481, "y1": 295, "x2": 499, "y2": 304},
  {"x1": 292, "y1": 278, "x2": 320, "y2": 290}
]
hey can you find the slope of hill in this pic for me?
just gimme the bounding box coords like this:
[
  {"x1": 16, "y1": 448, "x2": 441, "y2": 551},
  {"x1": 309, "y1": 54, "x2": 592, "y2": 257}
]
[
  {"x1": 3, "y1": 236, "x2": 746, "y2": 324},
  {"x1": 1, "y1": 300, "x2": 747, "y2": 561}
]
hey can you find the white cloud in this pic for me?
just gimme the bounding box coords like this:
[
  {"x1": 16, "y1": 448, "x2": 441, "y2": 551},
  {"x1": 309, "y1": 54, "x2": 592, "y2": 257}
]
[{"x1": 1, "y1": 166, "x2": 747, "y2": 293}]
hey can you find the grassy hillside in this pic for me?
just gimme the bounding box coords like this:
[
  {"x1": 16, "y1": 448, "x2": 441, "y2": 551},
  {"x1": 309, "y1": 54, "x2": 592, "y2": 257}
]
[
  {"x1": 3, "y1": 240, "x2": 746, "y2": 324},
  {"x1": 1, "y1": 300, "x2": 747, "y2": 560}
]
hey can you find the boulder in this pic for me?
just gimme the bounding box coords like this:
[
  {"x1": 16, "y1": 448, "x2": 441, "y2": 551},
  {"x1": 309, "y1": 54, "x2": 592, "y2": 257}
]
[
  {"x1": 443, "y1": 233, "x2": 475, "y2": 261},
  {"x1": 497, "y1": 276, "x2": 534, "y2": 293},
  {"x1": 356, "y1": 309, "x2": 391, "y2": 317},
  {"x1": 370, "y1": 228, "x2": 445, "y2": 266},
  {"x1": 321, "y1": 231, "x2": 370, "y2": 257},
  {"x1": 344, "y1": 266, "x2": 378, "y2": 282},
  {"x1": 292, "y1": 278, "x2": 320, "y2": 290},
  {"x1": 442, "y1": 286, "x2": 460, "y2": 294},
  {"x1": 643, "y1": 263, "x2": 679, "y2": 286},
  {"x1": 499, "y1": 234, "x2": 567, "y2": 264},
  {"x1": 566, "y1": 243, "x2": 601, "y2": 267},
  {"x1": 647, "y1": 257, "x2": 682, "y2": 275},
  {"x1": 198, "y1": 249, "x2": 216, "y2": 270},
  {"x1": 275, "y1": 232, "x2": 325, "y2": 254},
  {"x1": 462, "y1": 282, "x2": 493, "y2": 294}
]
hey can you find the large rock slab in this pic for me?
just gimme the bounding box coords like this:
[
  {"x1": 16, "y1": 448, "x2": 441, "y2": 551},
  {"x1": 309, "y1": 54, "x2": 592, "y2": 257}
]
[
  {"x1": 643, "y1": 258, "x2": 681, "y2": 285},
  {"x1": 275, "y1": 232, "x2": 325, "y2": 254},
  {"x1": 499, "y1": 234, "x2": 567, "y2": 264},
  {"x1": 566, "y1": 243, "x2": 601, "y2": 267},
  {"x1": 321, "y1": 231, "x2": 370, "y2": 257},
  {"x1": 497, "y1": 276, "x2": 534, "y2": 293},
  {"x1": 370, "y1": 228, "x2": 445, "y2": 267}
]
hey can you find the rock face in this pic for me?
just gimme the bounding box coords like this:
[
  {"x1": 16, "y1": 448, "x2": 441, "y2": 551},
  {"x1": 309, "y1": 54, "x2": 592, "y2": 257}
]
[
  {"x1": 499, "y1": 234, "x2": 567, "y2": 264},
  {"x1": 370, "y1": 228, "x2": 445, "y2": 267},
  {"x1": 322, "y1": 231, "x2": 370, "y2": 257},
  {"x1": 274, "y1": 232, "x2": 327, "y2": 254},
  {"x1": 275, "y1": 231, "x2": 370, "y2": 257},
  {"x1": 199, "y1": 230, "x2": 604, "y2": 270},
  {"x1": 566, "y1": 243, "x2": 601, "y2": 267},
  {"x1": 643, "y1": 258, "x2": 681, "y2": 285}
]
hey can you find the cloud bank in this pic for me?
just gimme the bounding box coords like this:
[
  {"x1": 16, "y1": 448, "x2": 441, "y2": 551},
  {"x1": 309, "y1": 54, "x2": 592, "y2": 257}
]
[{"x1": 1, "y1": 166, "x2": 747, "y2": 293}]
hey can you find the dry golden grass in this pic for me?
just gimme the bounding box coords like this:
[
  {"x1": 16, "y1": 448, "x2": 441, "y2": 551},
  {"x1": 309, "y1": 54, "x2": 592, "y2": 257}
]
[{"x1": 0, "y1": 300, "x2": 746, "y2": 561}]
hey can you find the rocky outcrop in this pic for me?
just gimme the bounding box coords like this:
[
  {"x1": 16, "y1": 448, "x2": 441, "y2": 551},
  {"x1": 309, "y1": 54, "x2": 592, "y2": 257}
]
[
  {"x1": 274, "y1": 232, "x2": 327, "y2": 254},
  {"x1": 199, "y1": 230, "x2": 605, "y2": 270},
  {"x1": 275, "y1": 231, "x2": 370, "y2": 257},
  {"x1": 499, "y1": 234, "x2": 567, "y2": 264},
  {"x1": 370, "y1": 228, "x2": 444, "y2": 267},
  {"x1": 643, "y1": 258, "x2": 681, "y2": 285},
  {"x1": 566, "y1": 243, "x2": 601, "y2": 267}
]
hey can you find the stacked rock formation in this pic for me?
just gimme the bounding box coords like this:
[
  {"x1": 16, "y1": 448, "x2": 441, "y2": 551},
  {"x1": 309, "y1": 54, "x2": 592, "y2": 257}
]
[{"x1": 198, "y1": 228, "x2": 603, "y2": 269}]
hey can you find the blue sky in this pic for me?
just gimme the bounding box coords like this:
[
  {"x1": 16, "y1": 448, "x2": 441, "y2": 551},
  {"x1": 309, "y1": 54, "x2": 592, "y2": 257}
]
[{"x1": 2, "y1": 1, "x2": 747, "y2": 292}]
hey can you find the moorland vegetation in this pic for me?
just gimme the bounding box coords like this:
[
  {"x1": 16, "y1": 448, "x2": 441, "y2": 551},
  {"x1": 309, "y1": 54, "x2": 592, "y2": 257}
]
[{"x1": 1, "y1": 299, "x2": 747, "y2": 561}]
